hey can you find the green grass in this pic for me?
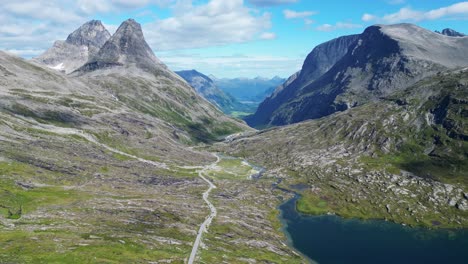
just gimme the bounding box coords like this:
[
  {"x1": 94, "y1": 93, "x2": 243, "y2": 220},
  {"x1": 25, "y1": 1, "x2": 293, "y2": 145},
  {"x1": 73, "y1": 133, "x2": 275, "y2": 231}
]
[
  {"x1": 0, "y1": 230, "x2": 188, "y2": 264},
  {"x1": 153, "y1": 167, "x2": 199, "y2": 179},
  {"x1": 199, "y1": 222, "x2": 303, "y2": 263},
  {"x1": 0, "y1": 176, "x2": 90, "y2": 220},
  {"x1": 206, "y1": 158, "x2": 257, "y2": 180},
  {"x1": 229, "y1": 111, "x2": 253, "y2": 119}
]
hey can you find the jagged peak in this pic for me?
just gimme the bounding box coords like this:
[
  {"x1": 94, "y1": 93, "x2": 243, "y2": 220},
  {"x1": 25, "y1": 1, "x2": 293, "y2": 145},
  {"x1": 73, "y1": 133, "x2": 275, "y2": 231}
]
[
  {"x1": 438, "y1": 28, "x2": 466, "y2": 37},
  {"x1": 65, "y1": 20, "x2": 110, "y2": 48},
  {"x1": 78, "y1": 18, "x2": 165, "y2": 72}
]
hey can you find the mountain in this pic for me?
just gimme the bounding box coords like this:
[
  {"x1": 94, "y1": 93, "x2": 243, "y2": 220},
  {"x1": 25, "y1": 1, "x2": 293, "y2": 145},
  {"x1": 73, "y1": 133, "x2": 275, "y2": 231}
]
[
  {"x1": 0, "y1": 18, "x2": 305, "y2": 263},
  {"x1": 175, "y1": 70, "x2": 252, "y2": 114},
  {"x1": 213, "y1": 76, "x2": 286, "y2": 103},
  {"x1": 436, "y1": 28, "x2": 466, "y2": 37},
  {"x1": 77, "y1": 19, "x2": 165, "y2": 72},
  {"x1": 220, "y1": 68, "x2": 468, "y2": 228},
  {"x1": 246, "y1": 34, "x2": 359, "y2": 127},
  {"x1": 71, "y1": 19, "x2": 248, "y2": 142},
  {"x1": 1, "y1": 49, "x2": 292, "y2": 263},
  {"x1": 33, "y1": 20, "x2": 111, "y2": 73},
  {"x1": 247, "y1": 23, "x2": 468, "y2": 127}
]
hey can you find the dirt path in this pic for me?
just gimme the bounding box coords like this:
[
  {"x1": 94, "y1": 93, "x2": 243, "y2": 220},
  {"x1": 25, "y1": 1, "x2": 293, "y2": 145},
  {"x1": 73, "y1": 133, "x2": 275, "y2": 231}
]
[{"x1": 187, "y1": 154, "x2": 219, "y2": 264}]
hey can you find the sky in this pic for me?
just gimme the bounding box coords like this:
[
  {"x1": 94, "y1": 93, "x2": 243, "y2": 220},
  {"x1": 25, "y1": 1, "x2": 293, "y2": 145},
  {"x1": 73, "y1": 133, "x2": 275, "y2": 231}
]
[{"x1": 1, "y1": 0, "x2": 467, "y2": 78}]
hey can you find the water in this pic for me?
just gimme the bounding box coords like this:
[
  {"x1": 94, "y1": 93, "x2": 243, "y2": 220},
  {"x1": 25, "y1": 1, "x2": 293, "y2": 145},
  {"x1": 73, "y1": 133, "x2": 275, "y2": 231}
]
[{"x1": 279, "y1": 195, "x2": 468, "y2": 264}]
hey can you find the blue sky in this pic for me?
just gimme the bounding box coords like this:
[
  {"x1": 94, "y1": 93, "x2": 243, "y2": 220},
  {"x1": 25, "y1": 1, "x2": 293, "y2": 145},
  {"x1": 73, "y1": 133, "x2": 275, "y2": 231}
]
[{"x1": 1, "y1": 0, "x2": 467, "y2": 78}]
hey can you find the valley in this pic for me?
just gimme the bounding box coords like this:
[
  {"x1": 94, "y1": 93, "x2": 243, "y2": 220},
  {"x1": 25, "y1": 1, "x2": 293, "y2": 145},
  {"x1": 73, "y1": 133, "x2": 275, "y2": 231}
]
[{"x1": 1, "y1": 6, "x2": 467, "y2": 264}]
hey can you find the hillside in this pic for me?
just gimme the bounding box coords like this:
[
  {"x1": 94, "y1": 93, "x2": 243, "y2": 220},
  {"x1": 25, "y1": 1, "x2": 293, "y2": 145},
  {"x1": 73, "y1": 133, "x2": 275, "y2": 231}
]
[
  {"x1": 218, "y1": 68, "x2": 468, "y2": 228},
  {"x1": 0, "y1": 18, "x2": 306, "y2": 263},
  {"x1": 248, "y1": 24, "x2": 468, "y2": 127}
]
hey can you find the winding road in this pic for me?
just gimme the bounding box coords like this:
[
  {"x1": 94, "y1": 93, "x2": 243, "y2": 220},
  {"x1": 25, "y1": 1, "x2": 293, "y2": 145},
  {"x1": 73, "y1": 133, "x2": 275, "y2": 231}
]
[
  {"x1": 188, "y1": 154, "x2": 219, "y2": 264},
  {"x1": 27, "y1": 120, "x2": 220, "y2": 263}
]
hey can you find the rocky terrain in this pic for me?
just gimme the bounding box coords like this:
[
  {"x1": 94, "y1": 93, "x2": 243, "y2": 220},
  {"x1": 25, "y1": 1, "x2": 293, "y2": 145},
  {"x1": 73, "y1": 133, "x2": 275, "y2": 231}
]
[
  {"x1": 437, "y1": 28, "x2": 466, "y2": 37},
  {"x1": 2, "y1": 17, "x2": 467, "y2": 263},
  {"x1": 247, "y1": 24, "x2": 468, "y2": 127},
  {"x1": 33, "y1": 20, "x2": 111, "y2": 74},
  {"x1": 1, "y1": 19, "x2": 303, "y2": 263},
  {"x1": 217, "y1": 68, "x2": 468, "y2": 228}
]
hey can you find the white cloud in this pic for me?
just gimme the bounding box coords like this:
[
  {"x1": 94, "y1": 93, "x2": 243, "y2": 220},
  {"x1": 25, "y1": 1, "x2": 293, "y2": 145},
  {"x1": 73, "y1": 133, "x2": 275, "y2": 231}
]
[
  {"x1": 260, "y1": 32, "x2": 277, "y2": 40},
  {"x1": 283, "y1": 9, "x2": 316, "y2": 19},
  {"x1": 247, "y1": 0, "x2": 298, "y2": 7},
  {"x1": 362, "y1": 2, "x2": 468, "y2": 23},
  {"x1": 4, "y1": 1, "x2": 84, "y2": 23},
  {"x1": 316, "y1": 22, "x2": 362, "y2": 32},
  {"x1": 0, "y1": 0, "x2": 272, "y2": 58},
  {"x1": 361, "y1": 13, "x2": 376, "y2": 22},
  {"x1": 158, "y1": 52, "x2": 302, "y2": 78},
  {"x1": 304, "y1": 18, "x2": 315, "y2": 25},
  {"x1": 77, "y1": 0, "x2": 174, "y2": 14},
  {"x1": 5, "y1": 48, "x2": 46, "y2": 57},
  {"x1": 143, "y1": 0, "x2": 272, "y2": 50}
]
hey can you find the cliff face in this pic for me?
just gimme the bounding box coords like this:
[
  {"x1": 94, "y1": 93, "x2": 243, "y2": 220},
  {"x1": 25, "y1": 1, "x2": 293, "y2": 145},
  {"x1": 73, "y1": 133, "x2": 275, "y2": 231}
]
[
  {"x1": 33, "y1": 20, "x2": 111, "y2": 73},
  {"x1": 248, "y1": 24, "x2": 468, "y2": 127}
]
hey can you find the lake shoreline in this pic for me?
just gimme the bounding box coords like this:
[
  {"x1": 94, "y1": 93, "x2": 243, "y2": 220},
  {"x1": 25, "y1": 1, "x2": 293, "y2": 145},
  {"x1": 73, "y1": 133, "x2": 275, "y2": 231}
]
[{"x1": 277, "y1": 192, "x2": 468, "y2": 264}]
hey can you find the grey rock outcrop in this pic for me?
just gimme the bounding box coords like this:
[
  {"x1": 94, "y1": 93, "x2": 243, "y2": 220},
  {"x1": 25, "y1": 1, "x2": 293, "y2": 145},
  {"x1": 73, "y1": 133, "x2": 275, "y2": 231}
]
[
  {"x1": 33, "y1": 20, "x2": 110, "y2": 73},
  {"x1": 436, "y1": 28, "x2": 466, "y2": 37},
  {"x1": 78, "y1": 19, "x2": 165, "y2": 72},
  {"x1": 246, "y1": 34, "x2": 359, "y2": 126}
]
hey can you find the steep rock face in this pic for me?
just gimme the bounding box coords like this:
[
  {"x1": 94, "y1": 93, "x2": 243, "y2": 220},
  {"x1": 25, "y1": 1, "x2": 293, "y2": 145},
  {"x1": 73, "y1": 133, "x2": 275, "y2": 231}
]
[
  {"x1": 33, "y1": 20, "x2": 110, "y2": 73},
  {"x1": 79, "y1": 19, "x2": 164, "y2": 72},
  {"x1": 246, "y1": 34, "x2": 359, "y2": 127},
  {"x1": 437, "y1": 28, "x2": 466, "y2": 37},
  {"x1": 65, "y1": 20, "x2": 111, "y2": 47},
  {"x1": 175, "y1": 70, "x2": 240, "y2": 113},
  {"x1": 248, "y1": 23, "x2": 468, "y2": 127},
  {"x1": 269, "y1": 71, "x2": 301, "y2": 98},
  {"x1": 298, "y1": 34, "x2": 360, "y2": 86}
]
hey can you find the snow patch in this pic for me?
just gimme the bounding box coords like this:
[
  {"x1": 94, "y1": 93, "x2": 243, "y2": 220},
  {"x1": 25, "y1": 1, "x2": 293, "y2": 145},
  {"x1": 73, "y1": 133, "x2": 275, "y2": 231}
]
[{"x1": 49, "y1": 63, "x2": 64, "y2": 71}]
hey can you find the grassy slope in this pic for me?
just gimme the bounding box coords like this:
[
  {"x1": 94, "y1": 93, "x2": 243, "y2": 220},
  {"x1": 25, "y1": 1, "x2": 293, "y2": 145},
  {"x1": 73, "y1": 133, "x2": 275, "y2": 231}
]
[
  {"x1": 218, "y1": 69, "x2": 468, "y2": 228},
  {"x1": 0, "y1": 54, "x2": 299, "y2": 262}
]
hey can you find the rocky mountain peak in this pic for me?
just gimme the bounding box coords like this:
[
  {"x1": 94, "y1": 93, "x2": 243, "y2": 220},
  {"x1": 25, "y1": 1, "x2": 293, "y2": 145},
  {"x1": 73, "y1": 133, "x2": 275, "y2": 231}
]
[
  {"x1": 248, "y1": 23, "x2": 468, "y2": 127},
  {"x1": 437, "y1": 28, "x2": 466, "y2": 37},
  {"x1": 33, "y1": 20, "x2": 111, "y2": 74},
  {"x1": 78, "y1": 18, "x2": 164, "y2": 72},
  {"x1": 65, "y1": 20, "x2": 110, "y2": 48}
]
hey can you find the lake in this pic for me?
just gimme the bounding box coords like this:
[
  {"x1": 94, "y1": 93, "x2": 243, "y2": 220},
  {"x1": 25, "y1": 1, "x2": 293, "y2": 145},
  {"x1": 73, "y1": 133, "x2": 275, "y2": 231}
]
[{"x1": 279, "y1": 195, "x2": 468, "y2": 264}]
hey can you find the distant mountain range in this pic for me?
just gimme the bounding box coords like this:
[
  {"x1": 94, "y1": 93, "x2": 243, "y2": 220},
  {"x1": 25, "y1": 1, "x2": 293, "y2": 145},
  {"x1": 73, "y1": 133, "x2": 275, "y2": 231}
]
[
  {"x1": 175, "y1": 70, "x2": 254, "y2": 115},
  {"x1": 176, "y1": 71, "x2": 283, "y2": 117},
  {"x1": 247, "y1": 24, "x2": 468, "y2": 127},
  {"x1": 212, "y1": 76, "x2": 286, "y2": 103}
]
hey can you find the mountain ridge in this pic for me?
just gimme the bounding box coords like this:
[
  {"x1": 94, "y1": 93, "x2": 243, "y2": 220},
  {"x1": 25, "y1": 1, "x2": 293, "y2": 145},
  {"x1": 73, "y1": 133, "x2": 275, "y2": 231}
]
[
  {"x1": 33, "y1": 20, "x2": 111, "y2": 73},
  {"x1": 77, "y1": 19, "x2": 166, "y2": 73},
  {"x1": 247, "y1": 23, "x2": 468, "y2": 127}
]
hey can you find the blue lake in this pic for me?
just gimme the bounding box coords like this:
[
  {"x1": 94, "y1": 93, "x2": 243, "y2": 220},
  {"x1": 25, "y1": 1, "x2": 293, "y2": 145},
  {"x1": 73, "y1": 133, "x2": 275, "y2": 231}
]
[{"x1": 279, "y1": 195, "x2": 468, "y2": 264}]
